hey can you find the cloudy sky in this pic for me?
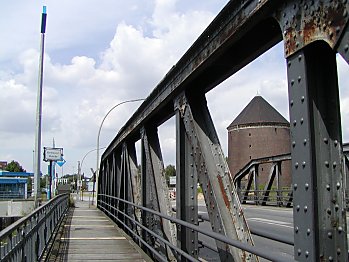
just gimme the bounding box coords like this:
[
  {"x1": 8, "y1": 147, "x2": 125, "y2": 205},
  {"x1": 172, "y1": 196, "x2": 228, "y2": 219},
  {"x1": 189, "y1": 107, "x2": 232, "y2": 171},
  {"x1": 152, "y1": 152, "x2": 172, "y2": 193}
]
[{"x1": 1, "y1": 0, "x2": 349, "y2": 177}]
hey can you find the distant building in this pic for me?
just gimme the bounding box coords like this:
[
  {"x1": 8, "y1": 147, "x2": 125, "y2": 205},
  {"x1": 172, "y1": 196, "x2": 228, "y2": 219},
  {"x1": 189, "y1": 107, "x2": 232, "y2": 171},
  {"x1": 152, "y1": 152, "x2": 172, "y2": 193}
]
[
  {"x1": 227, "y1": 95, "x2": 291, "y2": 188},
  {"x1": 0, "y1": 171, "x2": 33, "y2": 199}
]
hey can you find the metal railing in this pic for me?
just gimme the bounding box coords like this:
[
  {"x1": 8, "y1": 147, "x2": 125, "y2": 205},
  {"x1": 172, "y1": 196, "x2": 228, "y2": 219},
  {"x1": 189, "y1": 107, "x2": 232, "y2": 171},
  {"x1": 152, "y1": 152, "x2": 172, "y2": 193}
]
[
  {"x1": 98, "y1": 194, "x2": 295, "y2": 262},
  {"x1": 0, "y1": 193, "x2": 69, "y2": 261},
  {"x1": 238, "y1": 189, "x2": 293, "y2": 207}
]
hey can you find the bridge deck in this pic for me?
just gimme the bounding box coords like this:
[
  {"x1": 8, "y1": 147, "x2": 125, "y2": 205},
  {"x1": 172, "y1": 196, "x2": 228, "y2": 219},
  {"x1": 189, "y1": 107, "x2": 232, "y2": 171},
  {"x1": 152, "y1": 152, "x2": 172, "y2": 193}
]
[{"x1": 53, "y1": 197, "x2": 148, "y2": 262}]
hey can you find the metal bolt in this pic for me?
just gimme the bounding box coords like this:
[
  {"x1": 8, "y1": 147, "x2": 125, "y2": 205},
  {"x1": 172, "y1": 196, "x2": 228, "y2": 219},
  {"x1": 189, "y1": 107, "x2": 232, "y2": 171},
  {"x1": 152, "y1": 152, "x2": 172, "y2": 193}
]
[
  {"x1": 293, "y1": 120, "x2": 297, "y2": 126},
  {"x1": 333, "y1": 162, "x2": 337, "y2": 168},
  {"x1": 328, "y1": 232, "x2": 332, "y2": 238},
  {"x1": 292, "y1": 141, "x2": 296, "y2": 147},
  {"x1": 290, "y1": 100, "x2": 294, "y2": 106},
  {"x1": 295, "y1": 162, "x2": 299, "y2": 168},
  {"x1": 297, "y1": 249, "x2": 301, "y2": 256},
  {"x1": 305, "y1": 183, "x2": 309, "y2": 190},
  {"x1": 335, "y1": 204, "x2": 339, "y2": 211},
  {"x1": 307, "y1": 228, "x2": 311, "y2": 235},
  {"x1": 326, "y1": 184, "x2": 331, "y2": 191},
  {"x1": 338, "y1": 226, "x2": 343, "y2": 233},
  {"x1": 298, "y1": 76, "x2": 302, "y2": 82},
  {"x1": 295, "y1": 226, "x2": 299, "y2": 233},
  {"x1": 325, "y1": 161, "x2": 329, "y2": 167},
  {"x1": 298, "y1": 55, "x2": 302, "y2": 61},
  {"x1": 327, "y1": 208, "x2": 331, "y2": 215},
  {"x1": 291, "y1": 79, "x2": 295, "y2": 86},
  {"x1": 296, "y1": 205, "x2": 300, "y2": 211},
  {"x1": 302, "y1": 161, "x2": 306, "y2": 168},
  {"x1": 304, "y1": 206, "x2": 308, "y2": 212},
  {"x1": 300, "y1": 118, "x2": 304, "y2": 124},
  {"x1": 337, "y1": 248, "x2": 341, "y2": 255},
  {"x1": 334, "y1": 140, "x2": 338, "y2": 146},
  {"x1": 303, "y1": 139, "x2": 307, "y2": 145},
  {"x1": 337, "y1": 182, "x2": 341, "y2": 189},
  {"x1": 294, "y1": 184, "x2": 298, "y2": 190},
  {"x1": 305, "y1": 251, "x2": 309, "y2": 257},
  {"x1": 324, "y1": 137, "x2": 329, "y2": 143},
  {"x1": 301, "y1": 96, "x2": 305, "y2": 103}
]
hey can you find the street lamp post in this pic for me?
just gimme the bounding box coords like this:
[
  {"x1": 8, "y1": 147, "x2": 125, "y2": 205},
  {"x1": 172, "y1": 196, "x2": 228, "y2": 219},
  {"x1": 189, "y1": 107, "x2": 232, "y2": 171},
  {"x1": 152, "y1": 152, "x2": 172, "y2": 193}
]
[
  {"x1": 34, "y1": 6, "x2": 47, "y2": 207},
  {"x1": 95, "y1": 98, "x2": 145, "y2": 205},
  {"x1": 79, "y1": 147, "x2": 106, "y2": 203}
]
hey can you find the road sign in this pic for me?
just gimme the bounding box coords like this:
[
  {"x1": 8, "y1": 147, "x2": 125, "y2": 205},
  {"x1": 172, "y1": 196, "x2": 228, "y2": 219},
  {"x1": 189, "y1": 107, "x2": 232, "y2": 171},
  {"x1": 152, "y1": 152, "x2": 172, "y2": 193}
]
[
  {"x1": 44, "y1": 147, "x2": 63, "y2": 161},
  {"x1": 57, "y1": 159, "x2": 66, "y2": 167}
]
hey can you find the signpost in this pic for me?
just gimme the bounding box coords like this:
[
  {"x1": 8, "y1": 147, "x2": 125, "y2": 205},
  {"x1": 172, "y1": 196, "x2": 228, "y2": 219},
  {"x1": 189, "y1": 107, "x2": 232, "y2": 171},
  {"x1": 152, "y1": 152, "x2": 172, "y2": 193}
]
[{"x1": 43, "y1": 147, "x2": 63, "y2": 199}]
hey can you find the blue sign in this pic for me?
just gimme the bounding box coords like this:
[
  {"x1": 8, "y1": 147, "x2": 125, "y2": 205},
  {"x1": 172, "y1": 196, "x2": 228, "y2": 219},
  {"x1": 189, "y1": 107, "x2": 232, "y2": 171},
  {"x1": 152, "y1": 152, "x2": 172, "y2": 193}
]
[{"x1": 57, "y1": 159, "x2": 66, "y2": 167}]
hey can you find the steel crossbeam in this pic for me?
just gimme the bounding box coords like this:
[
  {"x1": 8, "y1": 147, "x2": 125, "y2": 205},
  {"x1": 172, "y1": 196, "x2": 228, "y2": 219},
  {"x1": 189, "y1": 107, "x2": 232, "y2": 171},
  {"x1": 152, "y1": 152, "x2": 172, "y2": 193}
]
[{"x1": 98, "y1": 0, "x2": 349, "y2": 261}]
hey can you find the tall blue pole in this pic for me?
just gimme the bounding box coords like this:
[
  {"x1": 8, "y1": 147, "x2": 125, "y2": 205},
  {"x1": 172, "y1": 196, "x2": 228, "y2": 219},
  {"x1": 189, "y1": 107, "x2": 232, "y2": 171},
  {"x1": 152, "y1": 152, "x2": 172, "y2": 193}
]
[{"x1": 34, "y1": 6, "x2": 47, "y2": 207}]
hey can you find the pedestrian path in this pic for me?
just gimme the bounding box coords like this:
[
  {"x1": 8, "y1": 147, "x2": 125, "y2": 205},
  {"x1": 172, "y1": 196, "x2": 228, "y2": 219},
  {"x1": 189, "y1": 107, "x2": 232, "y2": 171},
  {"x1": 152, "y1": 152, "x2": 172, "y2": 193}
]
[{"x1": 52, "y1": 197, "x2": 149, "y2": 261}]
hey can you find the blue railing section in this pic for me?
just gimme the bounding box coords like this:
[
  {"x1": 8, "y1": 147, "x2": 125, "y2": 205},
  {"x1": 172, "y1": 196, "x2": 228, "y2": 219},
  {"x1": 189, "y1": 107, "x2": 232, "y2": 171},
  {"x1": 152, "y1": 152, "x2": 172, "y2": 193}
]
[{"x1": 0, "y1": 194, "x2": 69, "y2": 261}]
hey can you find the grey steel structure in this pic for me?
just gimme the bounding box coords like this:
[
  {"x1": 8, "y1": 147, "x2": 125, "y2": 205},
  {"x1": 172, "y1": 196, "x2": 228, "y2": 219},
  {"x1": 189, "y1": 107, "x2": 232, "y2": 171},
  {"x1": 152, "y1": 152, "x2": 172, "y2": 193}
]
[{"x1": 98, "y1": 1, "x2": 349, "y2": 261}]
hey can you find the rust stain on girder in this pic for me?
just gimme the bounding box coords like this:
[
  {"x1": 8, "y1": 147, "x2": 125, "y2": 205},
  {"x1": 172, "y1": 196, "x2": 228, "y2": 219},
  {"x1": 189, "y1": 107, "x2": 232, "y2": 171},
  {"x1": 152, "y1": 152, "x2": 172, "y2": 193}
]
[
  {"x1": 282, "y1": 1, "x2": 349, "y2": 57},
  {"x1": 217, "y1": 175, "x2": 230, "y2": 210}
]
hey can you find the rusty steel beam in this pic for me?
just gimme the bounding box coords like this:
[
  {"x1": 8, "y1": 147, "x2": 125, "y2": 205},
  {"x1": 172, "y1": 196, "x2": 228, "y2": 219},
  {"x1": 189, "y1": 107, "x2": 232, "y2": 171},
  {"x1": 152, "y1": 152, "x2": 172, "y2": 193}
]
[
  {"x1": 99, "y1": 0, "x2": 349, "y2": 261},
  {"x1": 174, "y1": 93, "x2": 257, "y2": 261}
]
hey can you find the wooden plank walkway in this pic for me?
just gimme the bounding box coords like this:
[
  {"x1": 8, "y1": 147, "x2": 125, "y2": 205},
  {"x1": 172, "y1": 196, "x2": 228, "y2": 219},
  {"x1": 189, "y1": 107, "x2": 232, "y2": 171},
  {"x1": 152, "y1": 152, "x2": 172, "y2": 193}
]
[{"x1": 52, "y1": 198, "x2": 149, "y2": 262}]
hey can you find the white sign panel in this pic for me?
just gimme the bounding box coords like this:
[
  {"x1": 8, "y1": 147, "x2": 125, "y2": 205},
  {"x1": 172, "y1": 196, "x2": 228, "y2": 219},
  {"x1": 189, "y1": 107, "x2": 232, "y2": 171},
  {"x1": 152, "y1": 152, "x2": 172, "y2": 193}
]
[
  {"x1": 44, "y1": 147, "x2": 63, "y2": 161},
  {"x1": 169, "y1": 176, "x2": 176, "y2": 185}
]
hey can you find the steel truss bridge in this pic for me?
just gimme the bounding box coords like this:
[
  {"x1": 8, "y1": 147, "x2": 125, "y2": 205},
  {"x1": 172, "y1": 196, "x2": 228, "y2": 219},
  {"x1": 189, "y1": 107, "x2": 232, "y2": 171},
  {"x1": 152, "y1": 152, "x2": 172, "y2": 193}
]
[{"x1": 99, "y1": 1, "x2": 349, "y2": 261}]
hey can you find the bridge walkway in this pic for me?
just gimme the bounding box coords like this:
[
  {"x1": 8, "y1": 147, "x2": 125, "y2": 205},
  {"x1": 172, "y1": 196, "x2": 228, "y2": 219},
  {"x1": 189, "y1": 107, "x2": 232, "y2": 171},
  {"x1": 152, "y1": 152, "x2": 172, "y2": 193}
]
[{"x1": 50, "y1": 197, "x2": 149, "y2": 262}]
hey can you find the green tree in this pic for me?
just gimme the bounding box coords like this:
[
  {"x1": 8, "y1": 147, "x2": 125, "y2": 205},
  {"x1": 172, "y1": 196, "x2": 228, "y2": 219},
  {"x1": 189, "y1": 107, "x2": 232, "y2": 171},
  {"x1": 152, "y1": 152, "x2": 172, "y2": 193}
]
[
  {"x1": 5, "y1": 160, "x2": 26, "y2": 172},
  {"x1": 164, "y1": 164, "x2": 176, "y2": 185}
]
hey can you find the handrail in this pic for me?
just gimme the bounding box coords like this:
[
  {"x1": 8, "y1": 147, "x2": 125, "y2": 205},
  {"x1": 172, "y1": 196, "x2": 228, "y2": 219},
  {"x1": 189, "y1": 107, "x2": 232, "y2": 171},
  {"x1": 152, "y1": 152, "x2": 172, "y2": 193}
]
[
  {"x1": 0, "y1": 193, "x2": 69, "y2": 261},
  {"x1": 98, "y1": 194, "x2": 295, "y2": 262}
]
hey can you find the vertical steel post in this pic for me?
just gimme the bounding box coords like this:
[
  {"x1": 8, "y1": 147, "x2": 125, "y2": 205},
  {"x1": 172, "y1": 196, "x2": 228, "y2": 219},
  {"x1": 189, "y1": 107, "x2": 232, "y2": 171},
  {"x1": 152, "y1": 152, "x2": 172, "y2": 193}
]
[
  {"x1": 34, "y1": 6, "x2": 47, "y2": 206},
  {"x1": 127, "y1": 142, "x2": 142, "y2": 229},
  {"x1": 175, "y1": 104, "x2": 198, "y2": 260},
  {"x1": 287, "y1": 41, "x2": 348, "y2": 261}
]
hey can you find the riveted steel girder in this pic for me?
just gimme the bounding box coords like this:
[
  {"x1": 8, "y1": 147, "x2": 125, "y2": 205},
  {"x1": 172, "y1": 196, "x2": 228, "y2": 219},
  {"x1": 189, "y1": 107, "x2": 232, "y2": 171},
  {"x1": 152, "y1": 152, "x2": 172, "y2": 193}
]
[
  {"x1": 98, "y1": 0, "x2": 349, "y2": 260},
  {"x1": 175, "y1": 93, "x2": 257, "y2": 262},
  {"x1": 275, "y1": 0, "x2": 349, "y2": 57},
  {"x1": 287, "y1": 41, "x2": 347, "y2": 261},
  {"x1": 141, "y1": 127, "x2": 176, "y2": 261},
  {"x1": 175, "y1": 104, "x2": 198, "y2": 260}
]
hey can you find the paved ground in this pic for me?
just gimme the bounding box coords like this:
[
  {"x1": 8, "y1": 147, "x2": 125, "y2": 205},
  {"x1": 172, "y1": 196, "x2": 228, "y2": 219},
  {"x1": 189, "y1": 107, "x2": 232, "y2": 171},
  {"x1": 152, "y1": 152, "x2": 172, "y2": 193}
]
[{"x1": 51, "y1": 198, "x2": 149, "y2": 262}]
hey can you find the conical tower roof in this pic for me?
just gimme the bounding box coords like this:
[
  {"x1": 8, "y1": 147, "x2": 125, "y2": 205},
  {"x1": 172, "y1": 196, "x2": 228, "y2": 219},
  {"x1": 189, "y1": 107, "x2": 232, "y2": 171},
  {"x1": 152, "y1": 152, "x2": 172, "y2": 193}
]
[{"x1": 227, "y1": 95, "x2": 289, "y2": 130}]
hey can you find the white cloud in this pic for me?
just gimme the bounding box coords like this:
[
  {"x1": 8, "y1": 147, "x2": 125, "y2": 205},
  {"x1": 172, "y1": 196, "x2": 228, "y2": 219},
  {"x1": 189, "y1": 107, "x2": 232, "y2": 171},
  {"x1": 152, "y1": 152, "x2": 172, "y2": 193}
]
[{"x1": 1, "y1": 0, "x2": 348, "y2": 176}]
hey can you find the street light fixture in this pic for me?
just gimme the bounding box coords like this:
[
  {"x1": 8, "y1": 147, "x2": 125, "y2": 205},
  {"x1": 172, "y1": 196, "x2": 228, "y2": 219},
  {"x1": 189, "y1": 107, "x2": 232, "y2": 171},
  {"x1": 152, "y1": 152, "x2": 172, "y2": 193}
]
[
  {"x1": 78, "y1": 147, "x2": 106, "y2": 202},
  {"x1": 95, "y1": 98, "x2": 145, "y2": 205}
]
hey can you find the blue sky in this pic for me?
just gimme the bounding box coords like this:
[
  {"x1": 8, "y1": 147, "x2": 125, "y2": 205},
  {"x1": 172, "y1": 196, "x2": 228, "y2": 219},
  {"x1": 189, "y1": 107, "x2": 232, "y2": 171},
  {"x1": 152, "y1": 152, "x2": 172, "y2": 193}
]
[{"x1": 1, "y1": 0, "x2": 348, "y2": 177}]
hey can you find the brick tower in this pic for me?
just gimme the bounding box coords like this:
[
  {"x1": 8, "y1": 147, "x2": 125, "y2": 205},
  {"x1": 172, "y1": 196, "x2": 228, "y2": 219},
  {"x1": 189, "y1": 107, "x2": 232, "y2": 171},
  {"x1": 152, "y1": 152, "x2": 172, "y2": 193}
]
[{"x1": 227, "y1": 95, "x2": 291, "y2": 188}]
